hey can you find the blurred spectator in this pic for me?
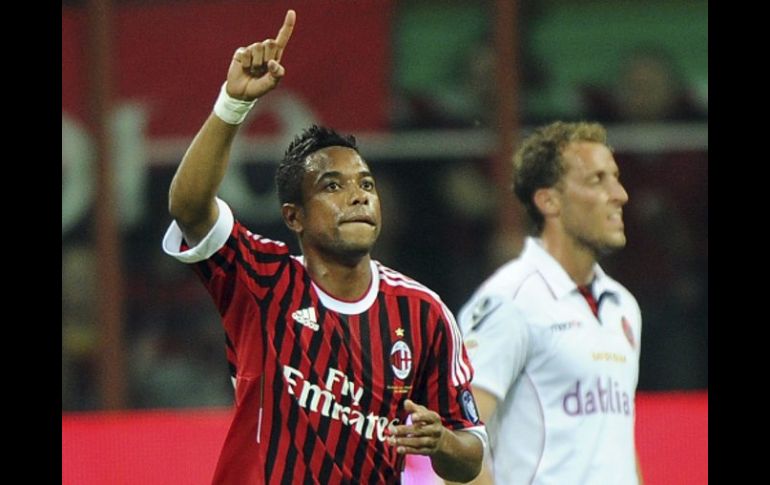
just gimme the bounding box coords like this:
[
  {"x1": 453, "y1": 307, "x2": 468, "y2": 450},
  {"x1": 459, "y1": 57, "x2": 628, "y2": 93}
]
[
  {"x1": 577, "y1": 45, "x2": 708, "y2": 390},
  {"x1": 581, "y1": 45, "x2": 707, "y2": 123},
  {"x1": 602, "y1": 149, "x2": 708, "y2": 390},
  {"x1": 62, "y1": 244, "x2": 100, "y2": 410}
]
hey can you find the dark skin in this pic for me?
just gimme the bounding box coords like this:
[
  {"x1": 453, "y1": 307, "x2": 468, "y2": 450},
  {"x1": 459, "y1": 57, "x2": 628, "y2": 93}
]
[
  {"x1": 281, "y1": 146, "x2": 381, "y2": 300},
  {"x1": 280, "y1": 148, "x2": 481, "y2": 480},
  {"x1": 167, "y1": 9, "x2": 482, "y2": 481}
]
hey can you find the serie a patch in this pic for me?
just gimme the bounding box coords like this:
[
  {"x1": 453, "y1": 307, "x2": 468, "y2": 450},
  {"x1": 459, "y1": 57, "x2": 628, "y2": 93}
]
[{"x1": 459, "y1": 389, "x2": 480, "y2": 424}]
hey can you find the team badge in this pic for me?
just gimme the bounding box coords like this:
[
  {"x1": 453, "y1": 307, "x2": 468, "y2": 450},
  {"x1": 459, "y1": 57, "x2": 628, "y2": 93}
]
[
  {"x1": 390, "y1": 340, "x2": 413, "y2": 380},
  {"x1": 469, "y1": 296, "x2": 502, "y2": 331},
  {"x1": 459, "y1": 389, "x2": 480, "y2": 424},
  {"x1": 621, "y1": 316, "x2": 636, "y2": 349}
]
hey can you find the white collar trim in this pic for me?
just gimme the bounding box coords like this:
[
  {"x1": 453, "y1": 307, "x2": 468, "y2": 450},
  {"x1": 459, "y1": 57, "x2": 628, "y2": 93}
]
[{"x1": 291, "y1": 256, "x2": 380, "y2": 315}]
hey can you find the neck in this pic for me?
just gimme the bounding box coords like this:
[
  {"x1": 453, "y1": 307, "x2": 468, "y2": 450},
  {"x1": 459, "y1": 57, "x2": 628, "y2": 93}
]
[
  {"x1": 539, "y1": 228, "x2": 596, "y2": 286},
  {"x1": 303, "y1": 250, "x2": 373, "y2": 301}
]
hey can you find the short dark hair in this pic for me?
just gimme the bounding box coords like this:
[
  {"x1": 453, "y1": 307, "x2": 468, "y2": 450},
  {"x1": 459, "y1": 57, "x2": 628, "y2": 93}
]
[
  {"x1": 275, "y1": 124, "x2": 359, "y2": 205},
  {"x1": 512, "y1": 121, "x2": 608, "y2": 234}
]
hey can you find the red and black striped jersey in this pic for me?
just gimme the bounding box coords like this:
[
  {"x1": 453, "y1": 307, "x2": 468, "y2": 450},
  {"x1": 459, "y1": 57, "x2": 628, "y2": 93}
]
[{"x1": 172, "y1": 212, "x2": 483, "y2": 484}]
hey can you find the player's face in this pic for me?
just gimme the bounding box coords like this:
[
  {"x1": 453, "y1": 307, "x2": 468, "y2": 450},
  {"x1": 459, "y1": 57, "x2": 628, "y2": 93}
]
[
  {"x1": 556, "y1": 141, "x2": 628, "y2": 256},
  {"x1": 297, "y1": 146, "x2": 381, "y2": 260}
]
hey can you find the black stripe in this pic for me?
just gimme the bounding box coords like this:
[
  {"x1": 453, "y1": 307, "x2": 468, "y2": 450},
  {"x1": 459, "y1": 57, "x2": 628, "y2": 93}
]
[
  {"x1": 351, "y1": 312, "x2": 373, "y2": 481},
  {"x1": 227, "y1": 360, "x2": 237, "y2": 378},
  {"x1": 284, "y1": 274, "x2": 321, "y2": 485},
  {"x1": 234, "y1": 250, "x2": 281, "y2": 288},
  {"x1": 409, "y1": 301, "x2": 432, "y2": 406},
  {"x1": 275, "y1": 264, "x2": 302, "y2": 483},
  {"x1": 210, "y1": 251, "x2": 234, "y2": 274},
  {"x1": 317, "y1": 324, "x2": 344, "y2": 484},
  {"x1": 280, "y1": 441, "x2": 298, "y2": 485},
  {"x1": 435, "y1": 321, "x2": 451, "y2": 421},
  {"x1": 371, "y1": 294, "x2": 397, "y2": 478},
  {"x1": 265, "y1": 262, "x2": 297, "y2": 480},
  {"x1": 237, "y1": 233, "x2": 287, "y2": 264},
  {"x1": 282, "y1": 270, "x2": 311, "y2": 463},
  {"x1": 318, "y1": 448, "x2": 335, "y2": 484},
  {"x1": 302, "y1": 465, "x2": 317, "y2": 485},
  {"x1": 195, "y1": 260, "x2": 213, "y2": 282},
  {"x1": 332, "y1": 314, "x2": 354, "y2": 470},
  {"x1": 419, "y1": 300, "x2": 431, "y2": 372},
  {"x1": 224, "y1": 331, "x2": 235, "y2": 353}
]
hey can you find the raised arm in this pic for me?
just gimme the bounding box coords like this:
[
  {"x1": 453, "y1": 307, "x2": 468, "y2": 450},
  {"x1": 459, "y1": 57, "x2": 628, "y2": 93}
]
[{"x1": 168, "y1": 9, "x2": 296, "y2": 245}]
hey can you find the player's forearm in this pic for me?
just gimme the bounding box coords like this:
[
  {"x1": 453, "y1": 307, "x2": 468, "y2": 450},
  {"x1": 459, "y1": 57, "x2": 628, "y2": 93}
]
[
  {"x1": 430, "y1": 430, "x2": 483, "y2": 483},
  {"x1": 444, "y1": 458, "x2": 494, "y2": 485},
  {"x1": 168, "y1": 112, "x2": 239, "y2": 238}
]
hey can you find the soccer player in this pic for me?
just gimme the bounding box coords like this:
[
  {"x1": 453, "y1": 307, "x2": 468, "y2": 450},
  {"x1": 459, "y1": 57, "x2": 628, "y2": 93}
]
[
  {"x1": 457, "y1": 122, "x2": 643, "y2": 484},
  {"x1": 161, "y1": 10, "x2": 486, "y2": 484}
]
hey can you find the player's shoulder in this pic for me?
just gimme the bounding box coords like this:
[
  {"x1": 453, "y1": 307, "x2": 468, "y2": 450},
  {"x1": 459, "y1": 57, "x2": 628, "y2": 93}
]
[
  {"x1": 470, "y1": 257, "x2": 541, "y2": 303},
  {"x1": 458, "y1": 258, "x2": 538, "y2": 327},
  {"x1": 375, "y1": 261, "x2": 446, "y2": 308},
  {"x1": 232, "y1": 220, "x2": 291, "y2": 256}
]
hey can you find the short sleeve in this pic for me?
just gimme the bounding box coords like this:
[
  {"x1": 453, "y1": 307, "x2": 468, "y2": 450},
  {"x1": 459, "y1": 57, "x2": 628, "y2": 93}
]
[
  {"x1": 162, "y1": 197, "x2": 234, "y2": 263},
  {"x1": 458, "y1": 294, "x2": 529, "y2": 401}
]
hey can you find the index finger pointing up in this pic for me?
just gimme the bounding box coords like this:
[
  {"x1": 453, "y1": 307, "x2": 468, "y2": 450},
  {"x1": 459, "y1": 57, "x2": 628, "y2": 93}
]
[{"x1": 275, "y1": 9, "x2": 296, "y2": 61}]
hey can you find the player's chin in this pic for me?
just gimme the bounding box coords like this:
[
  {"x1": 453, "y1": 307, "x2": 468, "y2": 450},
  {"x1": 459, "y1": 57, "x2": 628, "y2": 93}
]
[
  {"x1": 340, "y1": 228, "x2": 379, "y2": 247},
  {"x1": 337, "y1": 236, "x2": 378, "y2": 257},
  {"x1": 599, "y1": 233, "x2": 627, "y2": 254}
]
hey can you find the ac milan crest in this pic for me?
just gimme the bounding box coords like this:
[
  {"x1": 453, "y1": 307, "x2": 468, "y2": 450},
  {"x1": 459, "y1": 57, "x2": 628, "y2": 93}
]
[{"x1": 390, "y1": 340, "x2": 413, "y2": 380}]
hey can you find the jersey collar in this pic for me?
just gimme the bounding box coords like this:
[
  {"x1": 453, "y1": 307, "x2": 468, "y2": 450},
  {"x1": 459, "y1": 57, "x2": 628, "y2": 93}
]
[
  {"x1": 522, "y1": 237, "x2": 618, "y2": 301},
  {"x1": 292, "y1": 256, "x2": 380, "y2": 315}
]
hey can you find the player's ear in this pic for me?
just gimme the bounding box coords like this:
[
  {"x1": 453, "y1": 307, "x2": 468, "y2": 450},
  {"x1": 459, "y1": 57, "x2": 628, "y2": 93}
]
[
  {"x1": 534, "y1": 187, "x2": 560, "y2": 218},
  {"x1": 282, "y1": 203, "x2": 303, "y2": 234}
]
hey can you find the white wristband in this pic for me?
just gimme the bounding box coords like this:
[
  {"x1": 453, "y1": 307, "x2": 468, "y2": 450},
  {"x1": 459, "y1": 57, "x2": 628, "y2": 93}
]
[{"x1": 213, "y1": 82, "x2": 257, "y2": 125}]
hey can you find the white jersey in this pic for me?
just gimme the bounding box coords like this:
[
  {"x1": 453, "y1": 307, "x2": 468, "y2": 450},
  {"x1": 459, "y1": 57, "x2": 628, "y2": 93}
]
[{"x1": 458, "y1": 237, "x2": 641, "y2": 485}]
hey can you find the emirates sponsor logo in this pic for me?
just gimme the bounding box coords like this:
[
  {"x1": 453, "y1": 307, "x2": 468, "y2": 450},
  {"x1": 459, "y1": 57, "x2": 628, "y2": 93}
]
[{"x1": 283, "y1": 365, "x2": 399, "y2": 441}]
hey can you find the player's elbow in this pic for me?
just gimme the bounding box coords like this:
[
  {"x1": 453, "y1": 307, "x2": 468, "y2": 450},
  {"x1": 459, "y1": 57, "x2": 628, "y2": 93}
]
[
  {"x1": 434, "y1": 434, "x2": 484, "y2": 483},
  {"x1": 455, "y1": 460, "x2": 483, "y2": 484},
  {"x1": 168, "y1": 182, "x2": 207, "y2": 228}
]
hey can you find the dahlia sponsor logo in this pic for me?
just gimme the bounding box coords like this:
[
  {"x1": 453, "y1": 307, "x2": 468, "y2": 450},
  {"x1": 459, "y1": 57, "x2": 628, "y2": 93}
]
[
  {"x1": 550, "y1": 320, "x2": 582, "y2": 332},
  {"x1": 292, "y1": 307, "x2": 319, "y2": 331},
  {"x1": 390, "y1": 340, "x2": 413, "y2": 380},
  {"x1": 621, "y1": 317, "x2": 636, "y2": 349},
  {"x1": 562, "y1": 376, "x2": 632, "y2": 416},
  {"x1": 283, "y1": 365, "x2": 399, "y2": 441}
]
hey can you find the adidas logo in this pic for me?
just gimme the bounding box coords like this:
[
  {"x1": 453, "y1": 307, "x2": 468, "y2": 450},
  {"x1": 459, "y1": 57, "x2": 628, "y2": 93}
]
[{"x1": 292, "y1": 307, "x2": 319, "y2": 331}]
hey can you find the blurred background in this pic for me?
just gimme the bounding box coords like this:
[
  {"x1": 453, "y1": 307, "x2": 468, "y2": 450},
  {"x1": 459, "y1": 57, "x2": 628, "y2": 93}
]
[{"x1": 62, "y1": 0, "x2": 707, "y2": 480}]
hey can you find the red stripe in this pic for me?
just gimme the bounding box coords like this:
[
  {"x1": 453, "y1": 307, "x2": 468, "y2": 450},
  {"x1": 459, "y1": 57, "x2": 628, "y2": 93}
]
[{"x1": 578, "y1": 285, "x2": 599, "y2": 318}]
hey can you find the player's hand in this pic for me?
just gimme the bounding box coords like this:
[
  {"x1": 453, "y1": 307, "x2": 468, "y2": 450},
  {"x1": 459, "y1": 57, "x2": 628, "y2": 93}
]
[
  {"x1": 225, "y1": 9, "x2": 295, "y2": 101},
  {"x1": 388, "y1": 399, "x2": 447, "y2": 456}
]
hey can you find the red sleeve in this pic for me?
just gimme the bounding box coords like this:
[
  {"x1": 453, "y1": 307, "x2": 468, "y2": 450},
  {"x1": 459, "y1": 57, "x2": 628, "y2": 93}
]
[
  {"x1": 416, "y1": 301, "x2": 482, "y2": 430},
  {"x1": 184, "y1": 220, "x2": 291, "y2": 311},
  {"x1": 184, "y1": 220, "x2": 292, "y2": 378}
]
